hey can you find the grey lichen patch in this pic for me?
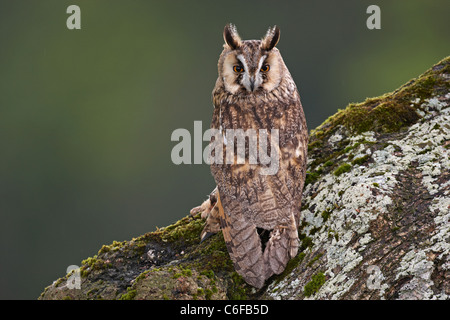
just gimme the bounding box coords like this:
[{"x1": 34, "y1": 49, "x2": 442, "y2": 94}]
[
  {"x1": 313, "y1": 93, "x2": 447, "y2": 299},
  {"x1": 394, "y1": 195, "x2": 450, "y2": 300}
]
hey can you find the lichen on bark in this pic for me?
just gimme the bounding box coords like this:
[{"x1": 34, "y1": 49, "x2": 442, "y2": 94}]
[{"x1": 39, "y1": 56, "x2": 450, "y2": 300}]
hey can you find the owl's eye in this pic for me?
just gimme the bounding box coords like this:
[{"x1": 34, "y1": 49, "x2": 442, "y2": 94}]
[
  {"x1": 260, "y1": 65, "x2": 270, "y2": 72},
  {"x1": 233, "y1": 65, "x2": 244, "y2": 73}
]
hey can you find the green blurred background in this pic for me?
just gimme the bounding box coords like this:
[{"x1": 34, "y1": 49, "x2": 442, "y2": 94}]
[{"x1": 0, "y1": 0, "x2": 448, "y2": 299}]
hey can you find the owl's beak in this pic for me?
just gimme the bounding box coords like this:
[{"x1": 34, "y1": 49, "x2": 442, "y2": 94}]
[
  {"x1": 249, "y1": 78, "x2": 255, "y2": 92},
  {"x1": 243, "y1": 74, "x2": 258, "y2": 92}
]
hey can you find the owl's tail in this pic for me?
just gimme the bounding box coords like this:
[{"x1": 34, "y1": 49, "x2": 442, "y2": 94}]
[{"x1": 217, "y1": 192, "x2": 299, "y2": 289}]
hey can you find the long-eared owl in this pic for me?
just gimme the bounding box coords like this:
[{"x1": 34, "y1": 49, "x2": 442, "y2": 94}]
[{"x1": 191, "y1": 24, "x2": 308, "y2": 288}]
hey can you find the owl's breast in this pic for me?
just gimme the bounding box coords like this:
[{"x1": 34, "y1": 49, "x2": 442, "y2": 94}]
[{"x1": 213, "y1": 97, "x2": 290, "y2": 133}]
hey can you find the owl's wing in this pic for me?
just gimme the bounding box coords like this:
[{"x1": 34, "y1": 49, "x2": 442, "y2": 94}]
[
  {"x1": 216, "y1": 189, "x2": 268, "y2": 288},
  {"x1": 189, "y1": 185, "x2": 267, "y2": 288}
]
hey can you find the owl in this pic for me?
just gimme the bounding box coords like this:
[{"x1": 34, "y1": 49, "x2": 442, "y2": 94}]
[{"x1": 191, "y1": 24, "x2": 308, "y2": 289}]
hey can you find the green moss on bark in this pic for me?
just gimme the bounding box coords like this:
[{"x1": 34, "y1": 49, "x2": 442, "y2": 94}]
[
  {"x1": 334, "y1": 163, "x2": 351, "y2": 176},
  {"x1": 303, "y1": 272, "x2": 326, "y2": 297}
]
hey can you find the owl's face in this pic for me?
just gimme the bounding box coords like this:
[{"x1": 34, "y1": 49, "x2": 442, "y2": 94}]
[{"x1": 218, "y1": 25, "x2": 285, "y2": 95}]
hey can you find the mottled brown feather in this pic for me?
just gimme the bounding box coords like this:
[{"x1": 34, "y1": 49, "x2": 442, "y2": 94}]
[{"x1": 198, "y1": 25, "x2": 308, "y2": 288}]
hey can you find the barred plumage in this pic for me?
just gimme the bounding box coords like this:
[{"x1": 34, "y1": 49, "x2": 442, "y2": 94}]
[{"x1": 192, "y1": 24, "x2": 308, "y2": 288}]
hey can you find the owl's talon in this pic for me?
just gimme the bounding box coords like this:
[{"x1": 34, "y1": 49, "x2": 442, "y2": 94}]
[
  {"x1": 190, "y1": 188, "x2": 219, "y2": 219},
  {"x1": 200, "y1": 231, "x2": 216, "y2": 243},
  {"x1": 190, "y1": 205, "x2": 203, "y2": 217},
  {"x1": 189, "y1": 188, "x2": 221, "y2": 242}
]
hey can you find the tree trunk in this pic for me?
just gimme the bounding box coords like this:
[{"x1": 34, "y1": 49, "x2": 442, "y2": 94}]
[{"x1": 39, "y1": 56, "x2": 450, "y2": 300}]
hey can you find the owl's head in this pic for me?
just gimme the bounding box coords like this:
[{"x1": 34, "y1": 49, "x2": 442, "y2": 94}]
[{"x1": 218, "y1": 24, "x2": 286, "y2": 95}]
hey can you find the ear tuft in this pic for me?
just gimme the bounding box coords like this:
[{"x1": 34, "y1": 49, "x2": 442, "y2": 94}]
[
  {"x1": 223, "y1": 24, "x2": 242, "y2": 50},
  {"x1": 261, "y1": 26, "x2": 280, "y2": 51}
]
